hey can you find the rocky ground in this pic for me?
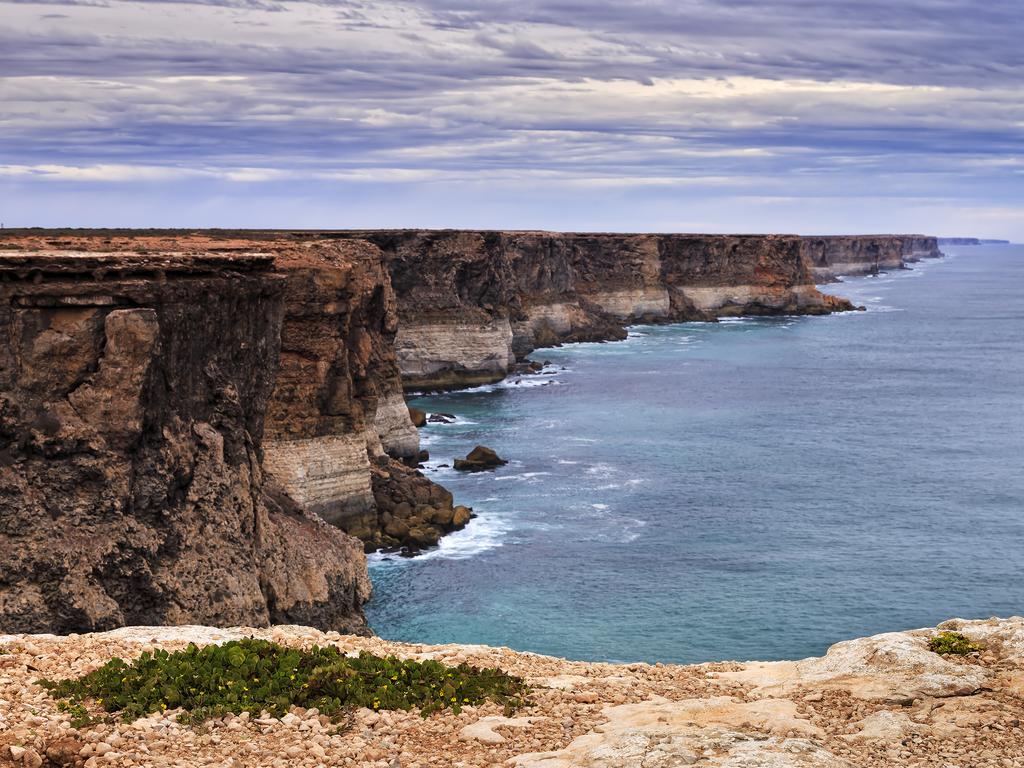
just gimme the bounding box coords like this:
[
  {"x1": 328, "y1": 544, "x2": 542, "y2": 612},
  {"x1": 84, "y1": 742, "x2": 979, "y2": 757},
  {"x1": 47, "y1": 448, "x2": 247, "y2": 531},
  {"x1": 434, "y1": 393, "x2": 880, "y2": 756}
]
[{"x1": 1, "y1": 617, "x2": 1023, "y2": 767}]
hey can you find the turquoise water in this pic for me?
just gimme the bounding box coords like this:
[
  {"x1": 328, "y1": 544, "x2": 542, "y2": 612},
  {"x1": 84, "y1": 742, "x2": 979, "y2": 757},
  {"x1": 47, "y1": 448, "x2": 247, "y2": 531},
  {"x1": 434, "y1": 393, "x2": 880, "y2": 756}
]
[{"x1": 367, "y1": 245, "x2": 1024, "y2": 664}]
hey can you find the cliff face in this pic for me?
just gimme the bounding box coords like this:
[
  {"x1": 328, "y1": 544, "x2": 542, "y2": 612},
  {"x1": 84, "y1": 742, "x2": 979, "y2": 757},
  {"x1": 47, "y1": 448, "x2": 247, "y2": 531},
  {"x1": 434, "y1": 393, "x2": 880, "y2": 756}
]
[
  {"x1": 802, "y1": 235, "x2": 942, "y2": 282},
  {"x1": 0, "y1": 233, "x2": 470, "y2": 635},
  {"x1": 262, "y1": 240, "x2": 464, "y2": 554},
  {"x1": 339, "y1": 231, "x2": 857, "y2": 389},
  {"x1": 263, "y1": 241, "x2": 417, "y2": 534},
  {"x1": 0, "y1": 243, "x2": 371, "y2": 635}
]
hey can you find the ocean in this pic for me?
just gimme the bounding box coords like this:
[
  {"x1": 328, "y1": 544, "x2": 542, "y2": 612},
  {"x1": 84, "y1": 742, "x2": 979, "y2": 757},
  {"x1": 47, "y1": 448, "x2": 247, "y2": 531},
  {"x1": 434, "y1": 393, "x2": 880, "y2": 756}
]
[{"x1": 366, "y1": 244, "x2": 1024, "y2": 664}]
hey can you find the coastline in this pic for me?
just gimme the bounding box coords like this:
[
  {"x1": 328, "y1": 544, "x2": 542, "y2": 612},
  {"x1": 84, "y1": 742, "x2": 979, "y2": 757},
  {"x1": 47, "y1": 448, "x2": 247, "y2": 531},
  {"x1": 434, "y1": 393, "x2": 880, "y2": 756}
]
[{"x1": 0, "y1": 230, "x2": 942, "y2": 637}]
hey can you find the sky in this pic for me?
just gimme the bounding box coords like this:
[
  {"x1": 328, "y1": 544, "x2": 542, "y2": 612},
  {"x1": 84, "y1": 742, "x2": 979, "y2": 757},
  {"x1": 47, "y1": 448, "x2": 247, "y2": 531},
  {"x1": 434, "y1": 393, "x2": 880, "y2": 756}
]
[{"x1": 1, "y1": 0, "x2": 1022, "y2": 237}]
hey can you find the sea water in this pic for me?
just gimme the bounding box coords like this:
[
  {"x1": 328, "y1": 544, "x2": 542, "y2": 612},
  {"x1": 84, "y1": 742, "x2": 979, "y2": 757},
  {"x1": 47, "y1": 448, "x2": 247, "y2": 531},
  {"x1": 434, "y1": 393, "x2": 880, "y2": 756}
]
[{"x1": 366, "y1": 245, "x2": 1024, "y2": 664}]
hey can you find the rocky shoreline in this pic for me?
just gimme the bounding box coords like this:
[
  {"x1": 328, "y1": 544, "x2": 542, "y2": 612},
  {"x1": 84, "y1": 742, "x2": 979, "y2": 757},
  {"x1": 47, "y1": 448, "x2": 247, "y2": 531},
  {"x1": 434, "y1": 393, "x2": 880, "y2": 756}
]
[
  {"x1": 0, "y1": 230, "x2": 942, "y2": 636},
  {"x1": 1, "y1": 616, "x2": 1022, "y2": 767}
]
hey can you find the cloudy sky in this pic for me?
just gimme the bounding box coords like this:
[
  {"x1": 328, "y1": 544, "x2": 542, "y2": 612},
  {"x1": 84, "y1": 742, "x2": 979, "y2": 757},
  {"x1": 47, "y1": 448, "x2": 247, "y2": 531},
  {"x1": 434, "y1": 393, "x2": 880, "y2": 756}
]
[{"x1": 1, "y1": 0, "x2": 1021, "y2": 236}]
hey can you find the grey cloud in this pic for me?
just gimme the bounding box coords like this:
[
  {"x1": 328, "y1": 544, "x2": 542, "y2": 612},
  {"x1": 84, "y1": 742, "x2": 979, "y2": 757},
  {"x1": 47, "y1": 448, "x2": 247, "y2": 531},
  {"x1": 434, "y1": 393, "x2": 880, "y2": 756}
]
[{"x1": 0, "y1": 0, "x2": 1020, "y2": 236}]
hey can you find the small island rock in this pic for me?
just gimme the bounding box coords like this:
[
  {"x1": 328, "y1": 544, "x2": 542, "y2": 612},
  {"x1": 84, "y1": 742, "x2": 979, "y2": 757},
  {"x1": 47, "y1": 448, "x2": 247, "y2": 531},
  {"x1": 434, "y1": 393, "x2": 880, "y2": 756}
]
[{"x1": 454, "y1": 445, "x2": 509, "y2": 472}]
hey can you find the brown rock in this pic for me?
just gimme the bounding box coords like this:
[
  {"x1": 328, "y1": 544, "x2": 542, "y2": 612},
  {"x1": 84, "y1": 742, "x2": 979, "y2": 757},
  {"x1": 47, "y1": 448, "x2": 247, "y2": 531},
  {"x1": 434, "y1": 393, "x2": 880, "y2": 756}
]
[
  {"x1": 430, "y1": 506, "x2": 455, "y2": 526},
  {"x1": 408, "y1": 407, "x2": 427, "y2": 427},
  {"x1": 406, "y1": 526, "x2": 441, "y2": 548},
  {"x1": 384, "y1": 519, "x2": 410, "y2": 540},
  {"x1": 452, "y1": 506, "x2": 472, "y2": 527},
  {"x1": 45, "y1": 738, "x2": 84, "y2": 766},
  {"x1": 0, "y1": 246, "x2": 370, "y2": 635},
  {"x1": 454, "y1": 445, "x2": 508, "y2": 472}
]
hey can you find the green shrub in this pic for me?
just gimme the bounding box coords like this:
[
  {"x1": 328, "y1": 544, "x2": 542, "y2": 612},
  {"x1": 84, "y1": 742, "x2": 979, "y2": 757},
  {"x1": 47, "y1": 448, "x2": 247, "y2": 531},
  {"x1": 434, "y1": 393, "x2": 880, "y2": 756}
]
[
  {"x1": 39, "y1": 638, "x2": 529, "y2": 725},
  {"x1": 928, "y1": 631, "x2": 984, "y2": 656}
]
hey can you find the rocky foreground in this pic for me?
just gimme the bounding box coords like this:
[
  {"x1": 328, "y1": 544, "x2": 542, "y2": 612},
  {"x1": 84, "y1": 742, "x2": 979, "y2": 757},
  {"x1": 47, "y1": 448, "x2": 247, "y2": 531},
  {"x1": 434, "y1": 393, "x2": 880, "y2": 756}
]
[{"x1": 1, "y1": 617, "x2": 1022, "y2": 768}]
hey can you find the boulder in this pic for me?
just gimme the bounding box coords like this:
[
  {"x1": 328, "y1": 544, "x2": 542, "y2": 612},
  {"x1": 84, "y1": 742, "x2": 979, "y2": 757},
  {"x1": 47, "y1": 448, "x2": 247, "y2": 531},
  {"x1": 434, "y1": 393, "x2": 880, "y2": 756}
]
[
  {"x1": 430, "y1": 506, "x2": 456, "y2": 526},
  {"x1": 452, "y1": 505, "x2": 472, "y2": 527},
  {"x1": 408, "y1": 407, "x2": 427, "y2": 427},
  {"x1": 454, "y1": 445, "x2": 508, "y2": 472},
  {"x1": 406, "y1": 526, "x2": 441, "y2": 548}
]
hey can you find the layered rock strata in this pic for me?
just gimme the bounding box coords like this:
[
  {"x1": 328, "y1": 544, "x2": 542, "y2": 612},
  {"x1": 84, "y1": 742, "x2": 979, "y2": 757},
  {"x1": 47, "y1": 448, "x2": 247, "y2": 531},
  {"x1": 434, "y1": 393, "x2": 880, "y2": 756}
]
[
  {"x1": 337, "y1": 231, "x2": 861, "y2": 389},
  {"x1": 802, "y1": 235, "x2": 943, "y2": 282},
  {"x1": 263, "y1": 241, "x2": 419, "y2": 531},
  {"x1": 0, "y1": 245, "x2": 371, "y2": 635},
  {"x1": 2, "y1": 616, "x2": 1023, "y2": 767}
]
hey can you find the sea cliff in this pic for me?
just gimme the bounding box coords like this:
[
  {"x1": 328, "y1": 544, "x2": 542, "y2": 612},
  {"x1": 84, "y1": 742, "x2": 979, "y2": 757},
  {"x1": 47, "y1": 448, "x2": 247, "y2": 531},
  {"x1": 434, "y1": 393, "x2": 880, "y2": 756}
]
[
  {"x1": 337, "y1": 230, "x2": 940, "y2": 390},
  {"x1": 802, "y1": 235, "x2": 942, "y2": 282},
  {"x1": 338, "y1": 231, "x2": 869, "y2": 390},
  {"x1": 0, "y1": 244, "x2": 370, "y2": 636},
  {"x1": 0, "y1": 229, "x2": 941, "y2": 634}
]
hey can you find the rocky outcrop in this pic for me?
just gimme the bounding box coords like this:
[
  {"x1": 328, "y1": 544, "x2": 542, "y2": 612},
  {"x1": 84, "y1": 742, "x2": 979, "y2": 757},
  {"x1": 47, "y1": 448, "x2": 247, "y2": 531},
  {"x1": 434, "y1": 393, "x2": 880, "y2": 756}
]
[
  {"x1": 802, "y1": 235, "x2": 943, "y2": 282},
  {"x1": 337, "y1": 231, "x2": 860, "y2": 389},
  {"x1": 454, "y1": 445, "x2": 509, "y2": 472},
  {"x1": 0, "y1": 245, "x2": 371, "y2": 635},
  {"x1": 367, "y1": 459, "x2": 473, "y2": 554},
  {"x1": 2, "y1": 617, "x2": 1023, "y2": 767}
]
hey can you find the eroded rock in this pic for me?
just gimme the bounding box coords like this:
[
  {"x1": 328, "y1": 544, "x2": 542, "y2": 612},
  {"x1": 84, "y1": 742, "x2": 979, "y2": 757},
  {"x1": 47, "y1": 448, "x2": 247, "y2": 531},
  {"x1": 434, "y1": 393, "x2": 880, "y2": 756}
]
[{"x1": 454, "y1": 445, "x2": 508, "y2": 472}]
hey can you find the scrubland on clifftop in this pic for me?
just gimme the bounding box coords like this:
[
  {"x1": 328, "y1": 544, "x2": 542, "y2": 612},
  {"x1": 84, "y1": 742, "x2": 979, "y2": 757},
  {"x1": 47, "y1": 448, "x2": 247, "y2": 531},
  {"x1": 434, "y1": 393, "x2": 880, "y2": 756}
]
[{"x1": 1, "y1": 616, "x2": 1023, "y2": 767}]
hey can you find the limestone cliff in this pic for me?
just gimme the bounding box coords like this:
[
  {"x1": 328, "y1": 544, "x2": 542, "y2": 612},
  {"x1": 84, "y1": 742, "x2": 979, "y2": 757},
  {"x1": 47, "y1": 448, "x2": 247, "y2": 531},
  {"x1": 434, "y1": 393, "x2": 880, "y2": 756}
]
[
  {"x1": 0, "y1": 244, "x2": 371, "y2": 635},
  {"x1": 0, "y1": 232, "x2": 470, "y2": 614},
  {"x1": 262, "y1": 240, "x2": 471, "y2": 553},
  {"x1": 802, "y1": 235, "x2": 942, "y2": 282},
  {"x1": 338, "y1": 231, "x2": 858, "y2": 389},
  {"x1": 262, "y1": 240, "x2": 416, "y2": 532}
]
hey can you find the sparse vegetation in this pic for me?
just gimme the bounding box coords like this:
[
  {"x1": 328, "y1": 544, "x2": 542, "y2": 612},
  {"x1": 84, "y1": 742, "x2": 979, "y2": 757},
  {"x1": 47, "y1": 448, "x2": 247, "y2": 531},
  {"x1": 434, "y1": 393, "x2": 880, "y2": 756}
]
[
  {"x1": 39, "y1": 638, "x2": 529, "y2": 725},
  {"x1": 928, "y1": 631, "x2": 984, "y2": 656}
]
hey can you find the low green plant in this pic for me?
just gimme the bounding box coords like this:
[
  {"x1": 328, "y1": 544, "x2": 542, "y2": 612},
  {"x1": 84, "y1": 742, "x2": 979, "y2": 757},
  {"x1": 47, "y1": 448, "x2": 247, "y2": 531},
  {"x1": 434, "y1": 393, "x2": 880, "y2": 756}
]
[
  {"x1": 55, "y1": 699, "x2": 102, "y2": 728},
  {"x1": 928, "y1": 631, "x2": 984, "y2": 656},
  {"x1": 38, "y1": 638, "x2": 529, "y2": 725}
]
